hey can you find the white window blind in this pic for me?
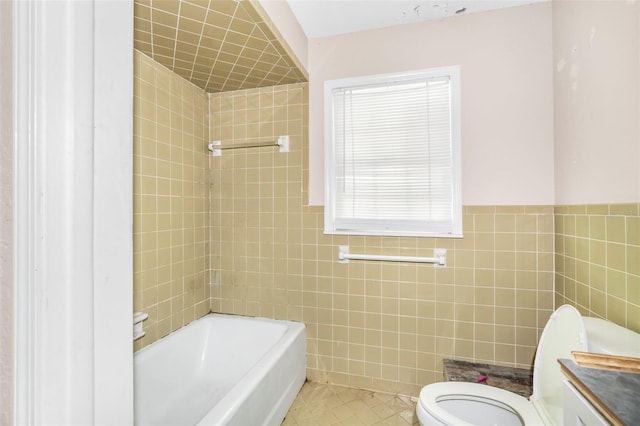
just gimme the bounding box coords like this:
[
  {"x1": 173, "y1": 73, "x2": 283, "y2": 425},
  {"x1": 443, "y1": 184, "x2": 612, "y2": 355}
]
[{"x1": 324, "y1": 67, "x2": 462, "y2": 237}]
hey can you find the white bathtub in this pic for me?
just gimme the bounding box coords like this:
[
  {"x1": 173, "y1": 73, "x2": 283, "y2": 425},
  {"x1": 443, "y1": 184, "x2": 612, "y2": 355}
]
[{"x1": 134, "y1": 313, "x2": 306, "y2": 426}]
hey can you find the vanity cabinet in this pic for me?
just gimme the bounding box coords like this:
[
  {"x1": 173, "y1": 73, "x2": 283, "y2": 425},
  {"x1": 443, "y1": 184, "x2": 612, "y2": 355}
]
[
  {"x1": 559, "y1": 358, "x2": 639, "y2": 426},
  {"x1": 563, "y1": 380, "x2": 609, "y2": 426}
]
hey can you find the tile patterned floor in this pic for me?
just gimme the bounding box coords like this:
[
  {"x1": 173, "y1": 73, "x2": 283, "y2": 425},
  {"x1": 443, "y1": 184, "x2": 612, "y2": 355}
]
[{"x1": 282, "y1": 382, "x2": 420, "y2": 426}]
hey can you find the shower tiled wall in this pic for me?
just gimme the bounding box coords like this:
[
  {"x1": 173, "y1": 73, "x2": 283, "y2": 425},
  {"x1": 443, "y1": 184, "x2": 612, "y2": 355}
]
[
  {"x1": 133, "y1": 50, "x2": 210, "y2": 350},
  {"x1": 555, "y1": 204, "x2": 640, "y2": 333},
  {"x1": 209, "y1": 83, "x2": 555, "y2": 396}
]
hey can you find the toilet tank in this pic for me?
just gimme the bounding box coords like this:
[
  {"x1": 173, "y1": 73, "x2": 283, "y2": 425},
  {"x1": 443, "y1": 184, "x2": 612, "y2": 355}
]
[{"x1": 582, "y1": 317, "x2": 640, "y2": 357}]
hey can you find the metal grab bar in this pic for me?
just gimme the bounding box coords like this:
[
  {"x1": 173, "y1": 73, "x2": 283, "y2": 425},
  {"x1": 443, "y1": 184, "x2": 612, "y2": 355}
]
[
  {"x1": 208, "y1": 135, "x2": 289, "y2": 156},
  {"x1": 337, "y1": 245, "x2": 446, "y2": 266}
]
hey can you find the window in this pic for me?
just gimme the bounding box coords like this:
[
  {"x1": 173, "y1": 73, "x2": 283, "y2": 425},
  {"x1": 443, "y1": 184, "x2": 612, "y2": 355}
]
[{"x1": 324, "y1": 66, "x2": 462, "y2": 238}]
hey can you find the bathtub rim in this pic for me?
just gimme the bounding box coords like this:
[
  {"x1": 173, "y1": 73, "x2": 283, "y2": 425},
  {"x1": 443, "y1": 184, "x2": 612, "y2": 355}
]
[
  {"x1": 196, "y1": 313, "x2": 306, "y2": 425},
  {"x1": 133, "y1": 312, "x2": 307, "y2": 426}
]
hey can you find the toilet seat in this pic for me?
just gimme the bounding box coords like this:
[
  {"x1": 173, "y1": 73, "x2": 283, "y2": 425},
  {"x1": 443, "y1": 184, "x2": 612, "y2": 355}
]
[
  {"x1": 417, "y1": 382, "x2": 542, "y2": 426},
  {"x1": 417, "y1": 305, "x2": 588, "y2": 425}
]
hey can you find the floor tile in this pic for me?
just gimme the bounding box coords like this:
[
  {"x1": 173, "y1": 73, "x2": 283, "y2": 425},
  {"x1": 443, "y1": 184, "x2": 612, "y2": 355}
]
[{"x1": 283, "y1": 382, "x2": 419, "y2": 426}]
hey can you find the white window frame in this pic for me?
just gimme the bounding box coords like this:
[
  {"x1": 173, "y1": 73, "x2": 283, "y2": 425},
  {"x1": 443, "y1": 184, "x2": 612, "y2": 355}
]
[{"x1": 323, "y1": 66, "x2": 462, "y2": 238}]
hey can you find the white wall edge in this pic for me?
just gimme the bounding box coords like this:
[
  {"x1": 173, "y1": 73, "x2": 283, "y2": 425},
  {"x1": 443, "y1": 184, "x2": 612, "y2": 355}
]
[
  {"x1": 13, "y1": 1, "x2": 134, "y2": 424},
  {"x1": 93, "y1": 0, "x2": 134, "y2": 423}
]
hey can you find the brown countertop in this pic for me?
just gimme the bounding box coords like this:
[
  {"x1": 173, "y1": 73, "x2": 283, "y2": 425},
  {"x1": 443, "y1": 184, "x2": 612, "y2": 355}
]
[{"x1": 443, "y1": 359, "x2": 533, "y2": 398}]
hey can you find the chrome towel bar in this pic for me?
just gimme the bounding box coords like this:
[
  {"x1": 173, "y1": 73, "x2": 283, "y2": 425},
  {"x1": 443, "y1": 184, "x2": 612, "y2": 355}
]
[{"x1": 208, "y1": 135, "x2": 289, "y2": 156}]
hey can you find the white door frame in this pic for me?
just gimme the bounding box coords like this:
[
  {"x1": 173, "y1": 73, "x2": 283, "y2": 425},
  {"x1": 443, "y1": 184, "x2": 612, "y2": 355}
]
[{"x1": 13, "y1": 0, "x2": 134, "y2": 424}]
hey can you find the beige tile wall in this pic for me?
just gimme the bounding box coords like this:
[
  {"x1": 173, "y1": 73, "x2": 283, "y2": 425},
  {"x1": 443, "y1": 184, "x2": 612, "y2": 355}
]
[
  {"x1": 555, "y1": 204, "x2": 640, "y2": 333},
  {"x1": 133, "y1": 0, "x2": 307, "y2": 94},
  {"x1": 209, "y1": 83, "x2": 555, "y2": 396},
  {"x1": 133, "y1": 47, "x2": 639, "y2": 397},
  {"x1": 133, "y1": 50, "x2": 210, "y2": 350}
]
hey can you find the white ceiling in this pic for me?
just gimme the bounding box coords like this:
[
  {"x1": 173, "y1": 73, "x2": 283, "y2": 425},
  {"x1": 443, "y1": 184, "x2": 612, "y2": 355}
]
[{"x1": 287, "y1": 0, "x2": 547, "y2": 39}]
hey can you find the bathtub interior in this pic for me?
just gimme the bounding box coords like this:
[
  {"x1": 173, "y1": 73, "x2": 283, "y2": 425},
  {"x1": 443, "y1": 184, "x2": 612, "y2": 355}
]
[{"x1": 134, "y1": 314, "x2": 305, "y2": 426}]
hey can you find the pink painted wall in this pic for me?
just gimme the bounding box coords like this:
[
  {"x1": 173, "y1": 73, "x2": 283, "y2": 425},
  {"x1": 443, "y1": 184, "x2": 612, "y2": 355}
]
[
  {"x1": 257, "y1": 0, "x2": 308, "y2": 73},
  {"x1": 307, "y1": 2, "x2": 555, "y2": 206},
  {"x1": 553, "y1": 0, "x2": 640, "y2": 204}
]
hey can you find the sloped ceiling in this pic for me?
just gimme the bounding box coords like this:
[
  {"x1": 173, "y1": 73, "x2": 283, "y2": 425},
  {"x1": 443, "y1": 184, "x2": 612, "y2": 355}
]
[{"x1": 134, "y1": 0, "x2": 307, "y2": 93}]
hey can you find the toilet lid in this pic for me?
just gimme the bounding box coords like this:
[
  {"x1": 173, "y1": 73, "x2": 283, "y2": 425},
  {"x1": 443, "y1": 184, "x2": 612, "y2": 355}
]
[{"x1": 531, "y1": 305, "x2": 587, "y2": 425}]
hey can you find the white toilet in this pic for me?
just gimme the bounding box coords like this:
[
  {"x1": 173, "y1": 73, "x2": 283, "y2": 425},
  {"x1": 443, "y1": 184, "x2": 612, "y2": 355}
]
[{"x1": 416, "y1": 305, "x2": 640, "y2": 426}]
